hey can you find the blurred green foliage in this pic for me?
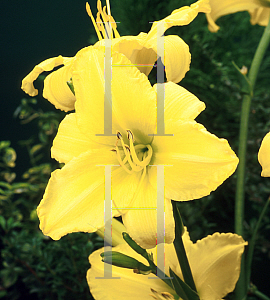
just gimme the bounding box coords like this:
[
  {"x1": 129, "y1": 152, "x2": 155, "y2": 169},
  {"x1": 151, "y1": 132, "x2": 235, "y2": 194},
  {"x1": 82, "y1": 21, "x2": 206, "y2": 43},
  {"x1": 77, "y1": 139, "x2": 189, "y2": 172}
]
[
  {"x1": 0, "y1": 99, "x2": 103, "y2": 299},
  {"x1": 1, "y1": 0, "x2": 270, "y2": 299}
]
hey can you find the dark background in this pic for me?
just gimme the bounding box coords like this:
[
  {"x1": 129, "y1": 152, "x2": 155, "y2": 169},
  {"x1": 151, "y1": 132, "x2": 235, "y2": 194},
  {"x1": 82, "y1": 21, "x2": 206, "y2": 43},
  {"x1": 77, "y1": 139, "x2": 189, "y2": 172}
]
[{"x1": 0, "y1": 0, "x2": 96, "y2": 166}]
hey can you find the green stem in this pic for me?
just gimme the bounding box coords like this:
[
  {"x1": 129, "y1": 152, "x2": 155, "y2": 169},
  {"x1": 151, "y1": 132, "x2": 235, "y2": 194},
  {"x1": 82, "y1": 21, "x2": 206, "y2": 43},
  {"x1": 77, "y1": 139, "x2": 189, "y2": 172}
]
[
  {"x1": 172, "y1": 201, "x2": 197, "y2": 293},
  {"x1": 253, "y1": 290, "x2": 270, "y2": 300},
  {"x1": 153, "y1": 267, "x2": 174, "y2": 290},
  {"x1": 246, "y1": 198, "x2": 270, "y2": 288},
  {"x1": 235, "y1": 18, "x2": 270, "y2": 300},
  {"x1": 235, "y1": 15, "x2": 270, "y2": 237}
]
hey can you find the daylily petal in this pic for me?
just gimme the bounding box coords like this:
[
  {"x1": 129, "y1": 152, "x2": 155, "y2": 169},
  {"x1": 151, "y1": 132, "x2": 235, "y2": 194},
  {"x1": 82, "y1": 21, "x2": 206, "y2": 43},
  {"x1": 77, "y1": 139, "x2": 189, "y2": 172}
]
[
  {"x1": 43, "y1": 61, "x2": 76, "y2": 111},
  {"x1": 93, "y1": 1, "x2": 206, "y2": 83},
  {"x1": 95, "y1": 33, "x2": 157, "y2": 77},
  {"x1": 51, "y1": 113, "x2": 109, "y2": 164},
  {"x1": 163, "y1": 35, "x2": 191, "y2": 83},
  {"x1": 73, "y1": 46, "x2": 156, "y2": 145},
  {"x1": 96, "y1": 33, "x2": 191, "y2": 84},
  {"x1": 146, "y1": 0, "x2": 211, "y2": 40},
  {"x1": 249, "y1": 6, "x2": 270, "y2": 26},
  {"x1": 258, "y1": 131, "x2": 270, "y2": 176},
  {"x1": 21, "y1": 55, "x2": 73, "y2": 97},
  {"x1": 142, "y1": 35, "x2": 191, "y2": 83},
  {"x1": 87, "y1": 244, "x2": 173, "y2": 300},
  {"x1": 187, "y1": 232, "x2": 247, "y2": 300},
  {"x1": 152, "y1": 121, "x2": 238, "y2": 200},
  {"x1": 37, "y1": 150, "x2": 117, "y2": 240},
  {"x1": 206, "y1": 0, "x2": 267, "y2": 32},
  {"x1": 111, "y1": 168, "x2": 142, "y2": 215},
  {"x1": 154, "y1": 82, "x2": 206, "y2": 122},
  {"x1": 122, "y1": 172, "x2": 175, "y2": 249},
  {"x1": 38, "y1": 148, "x2": 142, "y2": 240}
]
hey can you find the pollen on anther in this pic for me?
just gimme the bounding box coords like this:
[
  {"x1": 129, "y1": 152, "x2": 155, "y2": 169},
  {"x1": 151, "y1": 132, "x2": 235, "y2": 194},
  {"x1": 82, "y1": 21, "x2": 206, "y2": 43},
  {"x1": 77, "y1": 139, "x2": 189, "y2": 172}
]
[
  {"x1": 125, "y1": 146, "x2": 131, "y2": 152},
  {"x1": 117, "y1": 132, "x2": 122, "y2": 139},
  {"x1": 127, "y1": 130, "x2": 134, "y2": 141}
]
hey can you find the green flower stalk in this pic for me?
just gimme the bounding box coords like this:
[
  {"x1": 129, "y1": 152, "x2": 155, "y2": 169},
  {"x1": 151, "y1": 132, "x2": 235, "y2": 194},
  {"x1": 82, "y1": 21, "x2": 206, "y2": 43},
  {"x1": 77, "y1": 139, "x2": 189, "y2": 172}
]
[{"x1": 234, "y1": 16, "x2": 270, "y2": 300}]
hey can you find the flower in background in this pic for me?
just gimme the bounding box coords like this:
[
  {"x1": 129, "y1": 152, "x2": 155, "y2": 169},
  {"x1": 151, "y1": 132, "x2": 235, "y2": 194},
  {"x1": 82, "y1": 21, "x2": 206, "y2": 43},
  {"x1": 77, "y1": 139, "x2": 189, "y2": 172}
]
[
  {"x1": 96, "y1": 218, "x2": 126, "y2": 246},
  {"x1": 21, "y1": 0, "x2": 210, "y2": 111},
  {"x1": 87, "y1": 229, "x2": 247, "y2": 300},
  {"x1": 206, "y1": 0, "x2": 270, "y2": 32},
  {"x1": 258, "y1": 132, "x2": 270, "y2": 176},
  {"x1": 36, "y1": 46, "x2": 239, "y2": 248}
]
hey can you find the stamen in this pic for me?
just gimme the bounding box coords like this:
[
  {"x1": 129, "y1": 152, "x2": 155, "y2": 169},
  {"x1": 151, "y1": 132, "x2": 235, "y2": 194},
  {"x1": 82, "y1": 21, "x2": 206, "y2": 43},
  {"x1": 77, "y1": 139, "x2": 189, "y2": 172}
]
[
  {"x1": 106, "y1": 0, "x2": 111, "y2": 16},
  {"x1": 102, "y1": 6, "x2": 112, "y2": 39},
  {"x1": 86, "y1": 3, "x2": 103, "y2": 41},
  {"x1": 127, "y1": 133, "x2": 153, "y2": 167},
  {"x1": 127, "y1": 130, "x2": 134, "y2": 141},
  {"x1": 96, "y1": 11, "x2": 106, "y2": 39},
  {"x1": 114, "y1": 130, "x2": 153, "y2": 176},
  {"x1": 102, "y1": 6, "x2": 109, "y2": 21},
  {"x1": 161, "y1": 293, "x2": 175, "y2": 299},
  {"x1": 96, "y1": 0, "x2": 111, "y2": 39},
  {"x1": 113, "y1": 143, "x2": 129, "y2": 165},
  {"x1": 118, "y1": 136, "x2": 142, "y2": 172},
  {"x1": 115, "y1": 147, "x2": 133, "y2": 174},
  {"x1": 109, "y1": 15, "x2": 121, "y2": 38}
]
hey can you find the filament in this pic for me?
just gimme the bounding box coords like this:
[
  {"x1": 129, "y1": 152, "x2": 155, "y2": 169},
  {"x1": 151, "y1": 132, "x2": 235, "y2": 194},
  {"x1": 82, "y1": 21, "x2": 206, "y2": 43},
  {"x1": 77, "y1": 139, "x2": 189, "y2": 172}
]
[{"x1": 86, "y1": 3, "x2": 103, "y2": 41}]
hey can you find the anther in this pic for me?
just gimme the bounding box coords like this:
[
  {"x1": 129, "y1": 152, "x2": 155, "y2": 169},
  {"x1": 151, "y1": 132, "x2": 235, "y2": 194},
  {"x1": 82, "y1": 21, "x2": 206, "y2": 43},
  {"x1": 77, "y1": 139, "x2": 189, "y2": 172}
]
[
  {"x1": 117, "y1": 132, "x2": 122, "y2": 139},
  {"x1": 127, "y1": 130, "x2": 134, "y2": 141},
  {"x1": 161, "y1": 293, "x2": 174, "y2": 299}
]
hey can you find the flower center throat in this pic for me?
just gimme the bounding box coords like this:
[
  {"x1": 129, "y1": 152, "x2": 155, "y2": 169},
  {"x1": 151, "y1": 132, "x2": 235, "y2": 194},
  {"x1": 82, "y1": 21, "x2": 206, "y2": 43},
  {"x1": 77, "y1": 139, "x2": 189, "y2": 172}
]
[{"x1": 114, "y1": 130, "x2": 153, "y2": 175}]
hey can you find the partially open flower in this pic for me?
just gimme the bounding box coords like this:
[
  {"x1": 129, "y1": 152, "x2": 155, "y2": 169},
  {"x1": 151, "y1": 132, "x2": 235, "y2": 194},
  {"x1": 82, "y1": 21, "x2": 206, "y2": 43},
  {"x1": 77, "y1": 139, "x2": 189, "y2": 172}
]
[{"x1": 21, "y1": 0, "x2": 210, "y2": 111}]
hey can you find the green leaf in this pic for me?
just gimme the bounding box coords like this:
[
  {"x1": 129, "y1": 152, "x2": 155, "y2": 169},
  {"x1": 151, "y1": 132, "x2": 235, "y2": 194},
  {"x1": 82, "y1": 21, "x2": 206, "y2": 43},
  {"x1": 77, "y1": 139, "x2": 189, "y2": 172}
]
[
  {"x1": 3, "y1": 148, "x2": 16, "y2": 167},
  {"x1": 0, "y1": 216, "x2": 6, "y2": 230},
  {"x1": 169, "y1": 268, "x2": 188, "y2": 300},
  {"x1": 172, "y1": 201, "x2": 197, "y2": 293},
  {"x1": 0, "y1": 269, "x2": 18, "y2": 288},
  {"x1": 30, "y1": 144, "x2": 43, "y2": 156},
  {"x1": 169, "y1": 268, "x2": 200, "y2": 300}
]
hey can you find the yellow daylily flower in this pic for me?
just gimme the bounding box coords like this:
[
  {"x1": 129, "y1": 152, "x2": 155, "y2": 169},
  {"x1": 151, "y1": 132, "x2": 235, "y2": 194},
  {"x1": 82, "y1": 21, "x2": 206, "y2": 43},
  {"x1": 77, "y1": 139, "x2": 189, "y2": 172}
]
[
  {"x1": 206, "y1": 0, "x2": 270, "y2": 32},
  {"x1": 87, "y1": 230, "x2": 247, "y2": 300},
  {"x1": 258, "y1": 131, "x2": 270, "y2": 176},
  {"x1": 21, "y1": 0, "x2": 210, "y2": 111},
  {"x1": 37, "y1": 46, "x2": 239, "y2": 248},
  {"x1": 96, "y1": 218, "x2": 126, "y2": 246}
]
